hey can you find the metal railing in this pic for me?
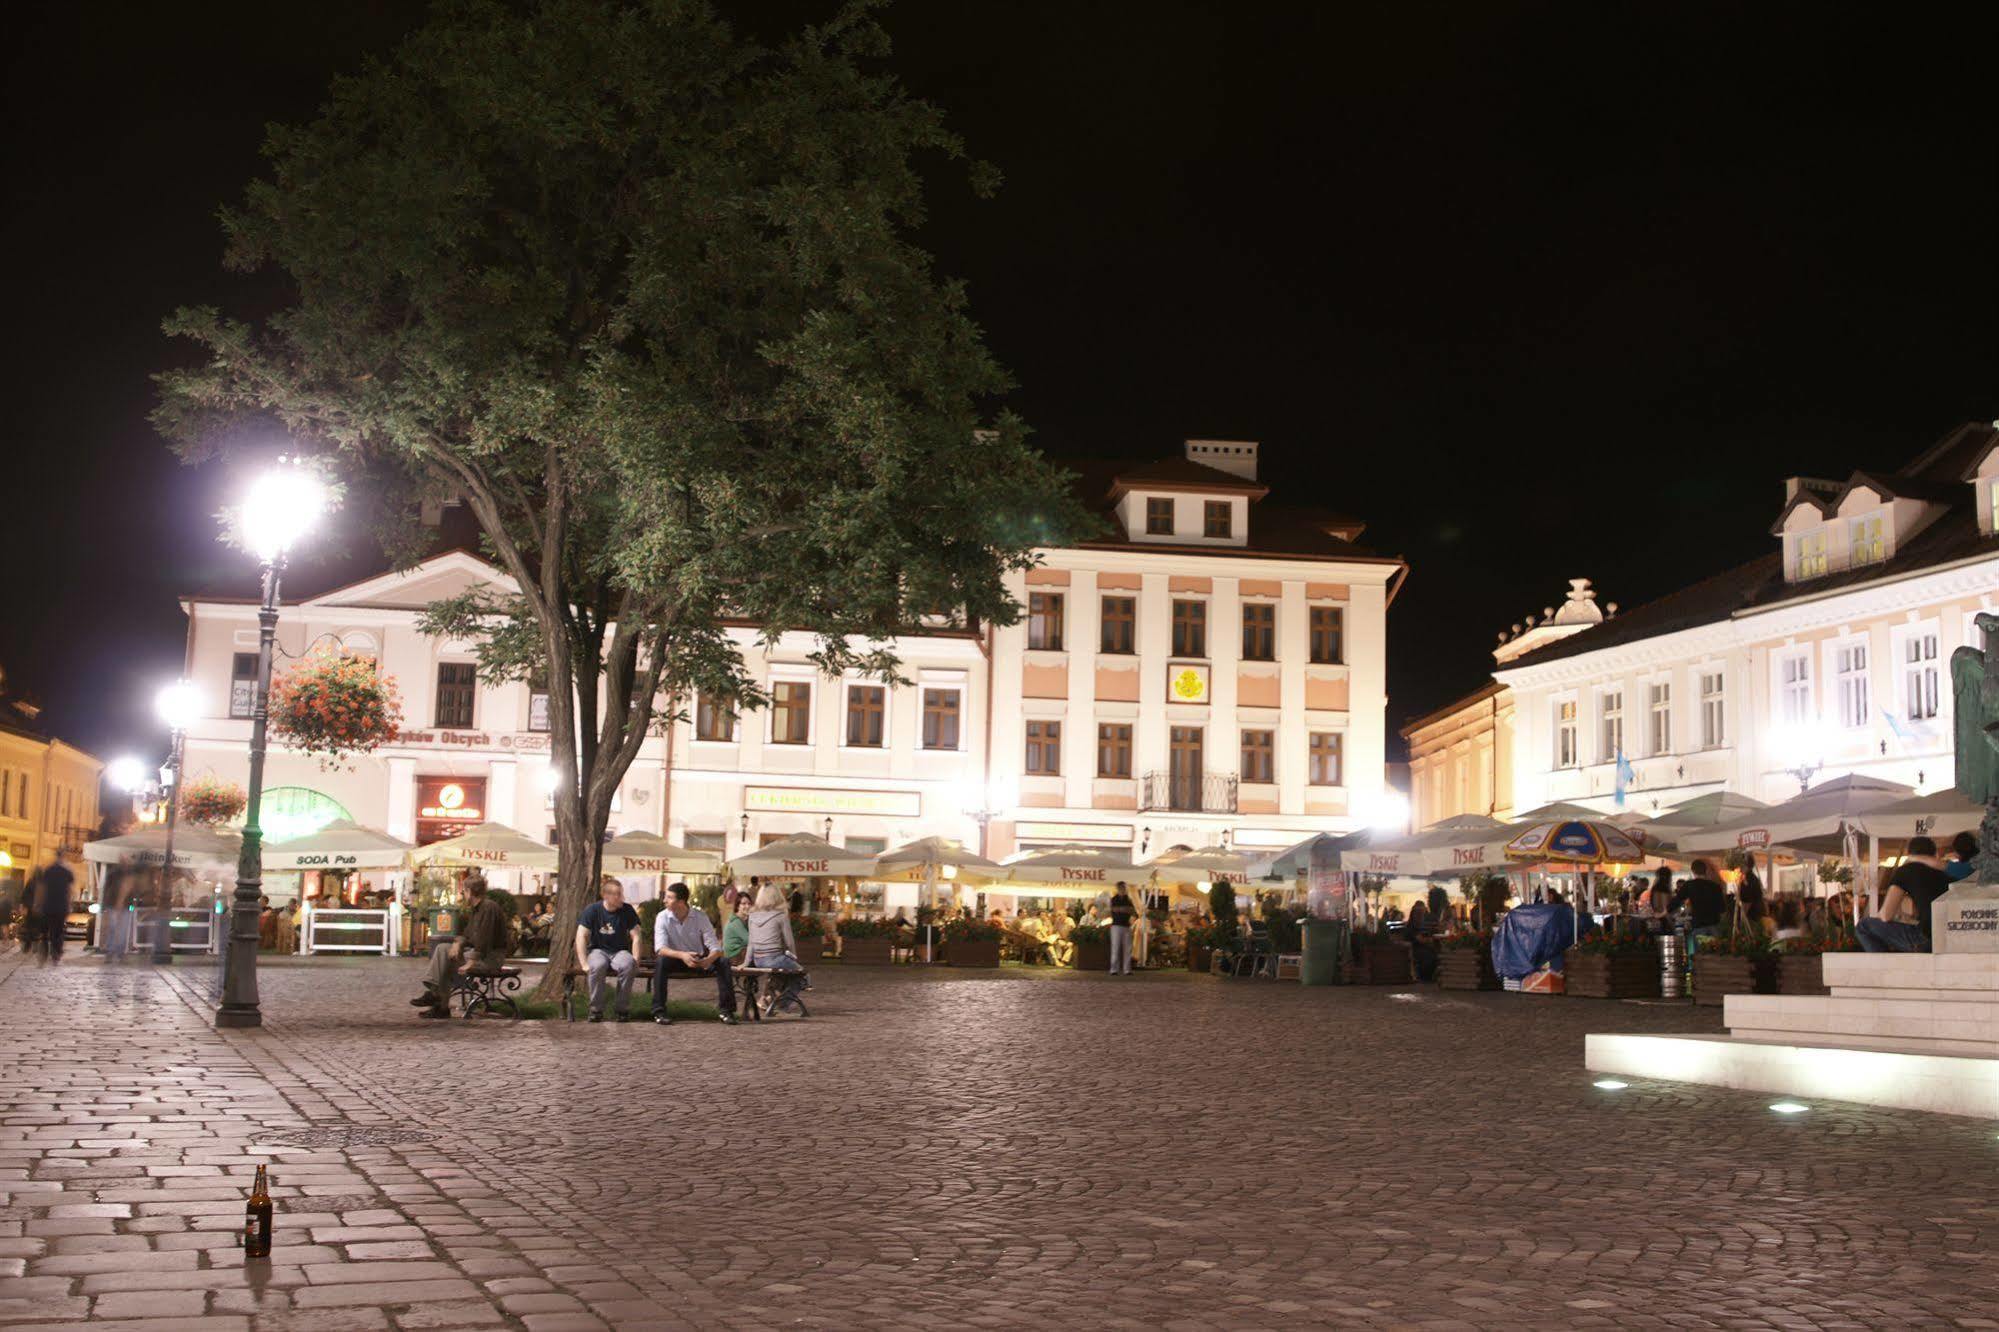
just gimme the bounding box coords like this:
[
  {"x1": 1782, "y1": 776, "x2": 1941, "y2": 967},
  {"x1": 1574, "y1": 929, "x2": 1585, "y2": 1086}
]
[{"x1": 1138, "y1": 771, "x2": 1238, "y2": 814}]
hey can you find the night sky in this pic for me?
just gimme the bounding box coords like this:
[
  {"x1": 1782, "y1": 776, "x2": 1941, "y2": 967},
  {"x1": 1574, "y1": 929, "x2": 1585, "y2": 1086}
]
[{"x1": 6, "y1": 2, "x2": 1995, "y2": 769}]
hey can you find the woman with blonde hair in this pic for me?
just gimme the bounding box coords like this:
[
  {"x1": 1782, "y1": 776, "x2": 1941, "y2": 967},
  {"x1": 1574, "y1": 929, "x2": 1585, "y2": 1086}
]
[{"x1": 747, "y1": 883, "x2": 807, "y2": 1013}]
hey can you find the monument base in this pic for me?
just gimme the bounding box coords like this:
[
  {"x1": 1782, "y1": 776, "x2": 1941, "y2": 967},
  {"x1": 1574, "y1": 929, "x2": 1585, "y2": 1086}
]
[{"x1": 1586, "y1": 954, "x2": 1999, "y2": 1120}]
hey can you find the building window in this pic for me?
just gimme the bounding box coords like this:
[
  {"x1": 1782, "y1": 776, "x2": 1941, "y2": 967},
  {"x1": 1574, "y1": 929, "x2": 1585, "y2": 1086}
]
[
  {"x1": 1097, "y1": 723, "x2": 1132, "y2": 778},
  {"x1": 1700, "y1": 670, "x2": 1725, "y2": 749},
  {"x1": 1027, "y1": 592, "x2": 1064, "y2": 651},
  {"x1": 1598, "y1": 689, "x2": 1623, "y2": 761},
  {"x1": 922, "y1": 688, "x2": 961, "y2": 750},
  {"x1": 1850, "y1": 513, "x2": 1887, "y2": 566},
  {"x1": 434, "y1": 662, "x2": 477, "y2": 729},
  {"x1": 1203, "y1": 501, "x2": 1231, "y2": 538},
  {"x1": 1555, "y1": 698, "x2": 1579, "y2": 768},
  {"x1": 1240, "y1": 729, "x2": 1274, "y2": 783},
  {"x1": 1240, "y1": 603, "x2": 1275, "y2": 661},
  {"x1": 683, "y1": 831, "x2": 726, "y2": 853},
  {"x1": 1025, "y1": 720, "x2": 1062, "y2": 775},
  {"x1": 771, "y1": 681, "x2": 812, "y2": 744},
  {"x1": 1309, "y1": 607, "x2": 1344, "y2": 665},
  {"x1": 1835, "y1": 640, "x2": 1870, "y2": 729},
  {"x1": 1171, "y1": 600, "x2": 1207, "y2": 658},
  {"x1": 694, "y1": 693, "x2": 736, "y2": 742},
  {"x1": 230, "y1": 653, "x2": 258, "y2": 719},
  {"x1": 1904, "y1": 631, "x2": 1940, "y2": 721},
  {"x1": 1145, "y1": 497, "x2": 1174, "y2": 535},
  {"x1": 845, "y1": 685, "x2": 885, "y2": 747},
  {"x1": 1099, "y1": 597, "x2": 1135, "y2": 655},
  {"x1": 527, "y1": 670, "x2": 551, "y2": 732},
  {"x1": 1794, "y1": 529, "x2": 1829, "y2": 579},
  {"x1": 1307, "y1": 732, "x2": 1342, "y2": 786},
  {"x1": 1646, "y1": 681, "x2": 1671, "y2": 756},
  {"x1": 1778, "y1": 650, "x2": 1812, "y2": 725}
]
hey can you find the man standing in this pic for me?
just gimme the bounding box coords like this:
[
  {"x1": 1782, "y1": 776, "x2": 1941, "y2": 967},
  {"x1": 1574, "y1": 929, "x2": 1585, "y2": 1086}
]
[
  {"x1": 411, "y1": 875, "x2": 509, "y2": 1018},
  {"x1": 1669, "y1": 859, "x2": 1727, "y2": 938},
  {"x1": 576, "y1": 877, "x2": 641, "y2": 1022},
  {"x1": 1857, "y1": 835, "x2": 1951, "y2": 954},
  {"x1": 651, "y1": 883, "x2": 737, "y2": 1026},
  {"x1": 37, "y1": 848, "x2": 75, "y2": 966},
  {"x1": 1107, "y1": 881, "x2": 1137, "y2": 975}
]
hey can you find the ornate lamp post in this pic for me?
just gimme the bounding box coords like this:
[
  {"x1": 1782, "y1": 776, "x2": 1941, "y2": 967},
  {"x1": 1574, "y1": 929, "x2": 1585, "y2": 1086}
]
[
  {"x1": 216, "y1": 464, "x2": 326, "y2": 1029},
  {"x1": 150, "y1": 681, "x2": 200, "y2": 964}
]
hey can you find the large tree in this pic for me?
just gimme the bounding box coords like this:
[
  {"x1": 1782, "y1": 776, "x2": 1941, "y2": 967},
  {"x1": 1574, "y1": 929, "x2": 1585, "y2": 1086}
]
[{"x1": 156, "y1": 0, "x2": 1085, "y2": 998}]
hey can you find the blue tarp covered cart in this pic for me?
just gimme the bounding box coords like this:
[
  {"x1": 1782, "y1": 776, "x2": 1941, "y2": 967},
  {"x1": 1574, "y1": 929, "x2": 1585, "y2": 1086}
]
[{"x1": 1491, "y1": 903, "x2": 1581, "y2": 980}]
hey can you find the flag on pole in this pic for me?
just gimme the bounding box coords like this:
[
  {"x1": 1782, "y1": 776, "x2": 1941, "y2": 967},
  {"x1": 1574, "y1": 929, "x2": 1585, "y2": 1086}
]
[{"x1": 1613, "y1": 750, "x2": 1635, "y2": 808}]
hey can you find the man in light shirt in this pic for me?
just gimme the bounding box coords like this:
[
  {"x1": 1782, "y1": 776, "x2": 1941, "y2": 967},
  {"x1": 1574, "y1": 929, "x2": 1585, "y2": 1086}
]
[{"x1": 651, "y1": 883, "x2": 738, "y2": 1026}]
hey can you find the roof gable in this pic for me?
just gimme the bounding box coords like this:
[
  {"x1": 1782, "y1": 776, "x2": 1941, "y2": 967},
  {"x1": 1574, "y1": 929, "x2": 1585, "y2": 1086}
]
[{"x1": 303, "y1": 550, "x2": 515, "y2": 611}]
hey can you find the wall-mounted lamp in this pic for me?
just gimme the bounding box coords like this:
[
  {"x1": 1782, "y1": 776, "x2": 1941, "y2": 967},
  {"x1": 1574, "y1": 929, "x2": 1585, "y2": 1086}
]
[{"x1": 739, "y1": 813, "x2": 750, "y2": 841}]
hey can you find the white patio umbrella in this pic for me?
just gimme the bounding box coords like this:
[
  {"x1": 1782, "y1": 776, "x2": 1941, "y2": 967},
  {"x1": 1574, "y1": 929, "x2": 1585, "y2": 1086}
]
[
  {"x1": 1675, "y1": 775, "x2": 1915, "y2": 854},
  {"x1": 1850, "y1": 788, "x2": 1984, "y2": 841},
  {"x1": 1146, "y1": 845, "x2": 1260, "y2": 887},
  {"x1": 997, "y1": 846, "x2": 1146, "y2": 889},
  {"x1": 84, "y1": 825, "x2": 242, "y2": 873},
  {"x1": 263, "y1": 820, "x2": 414, "y2": 871},
  {"x1": 872, "y1": 836, "x2": 1004, "y2": 885},
  {"x1": 1334, "y1": 813, "x2": 1510, "y2": 876},
  {"x1": 600, "y1": 830, "x2": 723, "y2": 876},
  {"x1": 726, "y1": 833, "x2": 878, "y2": 878},
  {"x1": 1513, "y1": 800, "x2": 1606, "y2": 822},
  {"x1": 1632, "y1": 791, "x2": 1771, "y2": 843},
  {"x1": 409, "y1": 821, "x2": 559, "y2": 871}
]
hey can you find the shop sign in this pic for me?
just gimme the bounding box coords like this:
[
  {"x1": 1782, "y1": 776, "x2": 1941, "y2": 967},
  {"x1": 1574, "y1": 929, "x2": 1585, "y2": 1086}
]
[
  {"x1": 782, "y1": 859, "x2": 830, "y2": 873},
  {"x1": 742, "y1": 786, "x2": 921, "y2": 818},
  {"x1": 288, "y1": 853, "x2": 364, "y2": 868},
  {"x1": 1060, "y1": 867, "x2": 1109, "y2": 882},
  {"x1": 419, "y1": 781, "x2": 484, "y2": 821},
  {"x1": 1015, "y1": 821, "x2": 1132, "y2": 845},
  {"x1": 1736, "y1": 828, "x2": 1770, "y2": 849},
  {"x1": 1166, "y1": 662, "x2": 1211, "y2": 704}
]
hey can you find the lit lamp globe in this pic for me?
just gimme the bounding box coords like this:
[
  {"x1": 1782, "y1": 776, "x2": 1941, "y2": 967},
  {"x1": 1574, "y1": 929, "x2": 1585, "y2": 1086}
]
[
  {"x1": 156, "y1": 681, "x2": 201, "y2": 733},
  {"x1": 1365, "y1": 790, "x2": 1411, "y2": 833},
  {"x1": 241, "y1": 465, "x2": 328, "y2": 563},
  {"x1": 107, "y1": 756, "x2": 148, "y2": 793}
]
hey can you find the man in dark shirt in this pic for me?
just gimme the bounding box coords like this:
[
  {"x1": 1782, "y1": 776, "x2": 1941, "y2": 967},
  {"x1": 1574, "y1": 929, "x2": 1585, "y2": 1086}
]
[
  {"x1": 1106, "y1": 882, "x2": 1136, "y2": 975},
  {"x1": 576, "y1": 878, "x2": 641, "y2": 1022},
  {"x1": 413, "y1": 875, "x2": 509, "y2": 1018},
  {"x1": 37, "y1": 848, "x2": 75, "y2": 966},
  {"x1": 1857, "y1": 836, "x2": 1951, "y2": 954},
  {"x1": 1669, "y1": 860, "x2": 1727, "y2": 934}
]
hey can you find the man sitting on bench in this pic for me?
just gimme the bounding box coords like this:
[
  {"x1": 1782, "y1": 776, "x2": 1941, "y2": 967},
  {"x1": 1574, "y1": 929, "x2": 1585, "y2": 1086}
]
[
  {"x1": 577, "y1": 877, "x2": 642, "y2": 1023},
  {"x1": 651, "y1": 882, "x2": 738, "y2": 1026},
  {"x1": 412, "y1": 873, "x2": 507, "y2": 1019}
]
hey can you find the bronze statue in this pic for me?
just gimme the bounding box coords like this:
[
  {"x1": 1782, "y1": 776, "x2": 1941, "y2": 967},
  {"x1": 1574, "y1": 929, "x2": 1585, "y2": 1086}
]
[{"x1": 1949, "y1": 611, "x2": 1999, "y2": 883}]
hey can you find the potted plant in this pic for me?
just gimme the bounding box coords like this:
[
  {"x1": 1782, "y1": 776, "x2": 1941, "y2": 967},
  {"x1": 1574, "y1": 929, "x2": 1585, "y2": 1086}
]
[
  {"x1": 180, "y1": 775, "x2": 247, "y2": 827},
  {"x1": 792, "y1": 912, "x2": 826, "y2": 963},
  {"x1": 942, "y1": 915, "x2": 1002, "y2": 968},
  {"x1": 266, "y1": 647, "x2": 403, "y2": 765},
  {"x1": 1773, "y1": 919, "x2": 1855, "y2": 995},
  {"x1": 1184, "y1": 923, "x2": 1220, "y2": 974},
  {"x1": 1068, "y1": 922, "x2": 1111, "y2": 972},
  {"x1": 636, "y1": 898, "x2": 665, "y2": 961},
  {"x1": 1692, "y1": 925, "x2": 1776, "y2": 1006},
  {"x1": 1356, "y1": 921, "x2": 1412, "y2": 985},
  {"x1": 1436, "y1": 928, "x2": 1499, "y2": 991},
  {"x1": 1564, "y1": 928, "x2": 1660, "y2": 999},
  {"x1": 411, "y1": 868, "x2": 461, "y2": 942},
  {"x1": 836, "y1": 915, "x2": 895, "y2": 964}
]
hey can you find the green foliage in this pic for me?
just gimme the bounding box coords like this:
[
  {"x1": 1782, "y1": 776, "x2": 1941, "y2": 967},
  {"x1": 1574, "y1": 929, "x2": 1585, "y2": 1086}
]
[
  {"x1": 1441, "y1": 927, "x2": 1492, "y2": 953},
  {"x1": 1208, "y1": 881, "x2": 1238, "y2": 941},
  {"x1": 693, "y1": 881, "x2": 723, "y2": 925},
  {"x1": 1571, "y1": 928, "x2": 1653, "y2": 956},
  {"x1": 152, "y1": 0, "x2": 1090, "y2": 999},
  {"x1": 1263, "y1": 909, "x2": 1304, "y2": 953},
  {"x1": 1068, "y1": 923, "x2": 1110, "y2": 947},
  {"x1": 792, "y1": 912, "x2": 825, "y2": 940},
  {"x1": 942, "y1": 916, "x2": 1001, "y2": 944},
  {"x1": 837, "y1": 916, "x2": 893, "y2": 939},
  {"x1": 485, "y1": 888, "x2": 518, "y2": 919},
  {"x1": 1699, "y1": 925, "x2": 1776, "y2": 958},
  {"x1": 638, "y1": 898, "x2": 664, "y2": 941}
]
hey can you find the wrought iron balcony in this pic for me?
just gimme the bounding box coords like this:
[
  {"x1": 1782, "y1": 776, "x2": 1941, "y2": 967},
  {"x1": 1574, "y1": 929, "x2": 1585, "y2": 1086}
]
[{"x1": 1138, "y1": 771, "x2": 1238, "y2": 814}]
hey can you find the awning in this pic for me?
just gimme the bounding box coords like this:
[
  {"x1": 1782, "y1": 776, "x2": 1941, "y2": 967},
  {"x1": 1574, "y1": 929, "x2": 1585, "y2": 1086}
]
[
  {"x1": 726, "y1": 833, "x2": 877, "y2": 878},
  {"x1": 1145, "y1": 846, "x2": 1260, "y2": 886},
  {"x1": 409, "y1": 822, "x2": 558, "y2": 871},
  {"x1": 601, "y1": 830, "x2": 723, "y2": 876},
  {"x1": 996, "y1": 846, "x2": 1146, "y2": 887},
  {"x1": 872, "y1": 836, "x2": 1004, "y2": 885},
  {"x1": 84, "y1": 826, "x2": 241, "y2": 873},
  {"x1": 1675, "y1": 775, "x2": 1916, "y2": 853},
  {"x1": 264, "y1": 820, "x2": 413, "y2": 871}
]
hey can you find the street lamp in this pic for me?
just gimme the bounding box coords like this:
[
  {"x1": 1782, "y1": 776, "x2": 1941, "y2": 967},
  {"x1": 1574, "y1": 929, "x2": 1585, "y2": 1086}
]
[
  {"x1": 953, "y1": 778, "x2": 1012, "y2": 859},
  {"x1": 152, "y1": 680, "x2": 201, "y2": 964},
  {"x1": 1772, "y1": 723, "x2": 1828, "y2": 794},
  {"x1": 216, "y1": 463, "x2": 327, "y2": 1029}
]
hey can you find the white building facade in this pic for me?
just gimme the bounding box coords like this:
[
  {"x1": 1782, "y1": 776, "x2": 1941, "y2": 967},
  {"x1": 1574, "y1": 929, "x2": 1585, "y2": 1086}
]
[{"x1": 174, "y1": 440, "x2": 1405, "y2": 880}]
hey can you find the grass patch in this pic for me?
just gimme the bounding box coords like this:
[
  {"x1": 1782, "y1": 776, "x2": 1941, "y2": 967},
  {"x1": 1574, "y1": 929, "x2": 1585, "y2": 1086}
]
[{"x1": 508, "y1": 993, "x2": 723, "y2": 1022}]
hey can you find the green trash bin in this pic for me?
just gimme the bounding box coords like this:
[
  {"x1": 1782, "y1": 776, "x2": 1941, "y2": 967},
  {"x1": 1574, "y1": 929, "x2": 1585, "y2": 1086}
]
[{"x1": 1300, "y1": 918, "x2": 1348, "y2": 986}]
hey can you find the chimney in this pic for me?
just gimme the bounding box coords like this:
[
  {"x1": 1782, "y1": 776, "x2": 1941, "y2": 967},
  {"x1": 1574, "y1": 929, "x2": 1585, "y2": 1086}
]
[
  {"x1": 1784, "y1": 476, "x2": 1841, "y2": 503},
  {"x1": 1185, "y1": 439, "x2": 1259, "y2": 482}
]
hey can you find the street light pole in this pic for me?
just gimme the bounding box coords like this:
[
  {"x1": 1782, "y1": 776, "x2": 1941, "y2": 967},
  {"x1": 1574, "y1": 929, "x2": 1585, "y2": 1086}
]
[
  {"x1": 151, "y1": 725, "x2": 187, "y2": 965},
  {"x1": 217, "y1": 554, "x2": 284, "y2": 1028}
]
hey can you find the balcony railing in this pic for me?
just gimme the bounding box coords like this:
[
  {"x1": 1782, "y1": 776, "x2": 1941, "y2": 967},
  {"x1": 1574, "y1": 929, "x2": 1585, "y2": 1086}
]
[{"x1": 1138, "y1": 771, "x2": 1238, "y2": 814}]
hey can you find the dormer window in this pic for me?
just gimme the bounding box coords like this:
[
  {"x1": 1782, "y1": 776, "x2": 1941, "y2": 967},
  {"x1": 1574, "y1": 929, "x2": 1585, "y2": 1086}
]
[
  {"x1": 1203, "y1": 501, "x2": 1231, "y2": 539},
  {"x1": 1145, "y1": 498, "x2": 1174, "y2": 535},
  {"x1": 1793, "y1": 529, "x2": 1828, "y2": 579},
  {"x1": 1850, "y1": 512, "x2": 1887, "y2": 566}
]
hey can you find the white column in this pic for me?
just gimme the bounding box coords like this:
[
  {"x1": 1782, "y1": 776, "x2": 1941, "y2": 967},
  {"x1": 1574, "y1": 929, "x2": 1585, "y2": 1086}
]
[
  {"x1": 1066, "y1": 572, "x2": 1098, "y2": 808},
  {"x1": 1136, "y1": 573, "x2": 1171, "y2": 779},
  {"x1": 1277, "y1": 580, "x2": 1309, "y2": 814},
  {"x1": 386, "y1": 756, "x2": 417, "y2": 842}
]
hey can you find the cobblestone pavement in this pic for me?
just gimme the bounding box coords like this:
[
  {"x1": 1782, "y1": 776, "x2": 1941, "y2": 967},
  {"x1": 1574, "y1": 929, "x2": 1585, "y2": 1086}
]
[{"x1": 2, "y1": 951, "x2": 1996, "y2": 1330}]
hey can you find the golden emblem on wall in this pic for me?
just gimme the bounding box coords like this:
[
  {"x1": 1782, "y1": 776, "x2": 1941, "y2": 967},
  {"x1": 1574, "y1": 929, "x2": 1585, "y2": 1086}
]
[{"x1": 1170, "y1": 667, "x2": 1209, "y2": 702}]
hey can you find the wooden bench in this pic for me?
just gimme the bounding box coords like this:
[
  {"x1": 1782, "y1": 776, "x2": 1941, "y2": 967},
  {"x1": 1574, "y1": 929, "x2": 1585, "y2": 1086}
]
[
  {"x1": 560, "y1": 958, "x2": 812, "y2": 1021},
  {"x1": 559, "y1": 960, "x2": 657, "y2": 1021},
  {"x1": 453, "y1": 965, "x2": 524, "y2": 1019}
]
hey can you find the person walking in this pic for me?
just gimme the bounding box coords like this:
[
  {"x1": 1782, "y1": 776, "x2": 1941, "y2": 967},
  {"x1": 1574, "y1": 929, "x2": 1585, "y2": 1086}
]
[
  {"x1": 36, "y1": 848, "x2": 75, "y2": 966},
  {"x1": 99, "y1": 866, "x2": 132, "y2": 962},
  {"x1": 576, "y1": 877, "x2": 641, "y2": 1022},
  {"x1": 410, "y1": 875, "x2": 509, "y2": 1018},
  {"x1": 1107, "y1": 881, "x2": 1137, "y2": 975},
  {"x1": 651, "y1": 882, "x2": 737, "y2": 1026}
]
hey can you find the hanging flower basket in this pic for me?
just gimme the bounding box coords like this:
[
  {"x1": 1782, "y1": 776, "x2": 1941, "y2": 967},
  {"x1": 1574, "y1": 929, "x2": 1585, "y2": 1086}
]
[
  {"x1": 268, "y1": 648, "x2": 404, "y2": 764},
  {"x1": 180, "y1": 775, "x2": 247, "y2": 827}
]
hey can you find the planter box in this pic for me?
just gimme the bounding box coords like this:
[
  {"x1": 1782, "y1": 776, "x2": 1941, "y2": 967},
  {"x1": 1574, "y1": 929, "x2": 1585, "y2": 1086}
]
[
  {"x1": 1072, "y1": 939, "x2": 1111, "y2": 972},
  {"x1": 838, "y1": 936, "x2": 895, "y2": 965},
  {"x1": 1774, "y1": 952, "x2": 1828, "y2": 995},
  {"x1": 1187, "y1": 943, "x2": 1213, "y2": 974},
  {"x1": 794, "y1": 936, "x2": 826, "y2": 964},
  {"x1": 945, "y1": 938, "x2": 1000, "y2": 968},
  {"x1": 1563, "y1": 949, "x2": 1661, "y2": 1000},
  {"x1": 1436, "y1": 947, "x2": 1500, "y2": 991},
  {"x1": 1359, "y1": 941, "x2": 1412, "y2": 985},
  {"x1": 1693, "y1": 953, "x2": 1775, "y2": 1006}
]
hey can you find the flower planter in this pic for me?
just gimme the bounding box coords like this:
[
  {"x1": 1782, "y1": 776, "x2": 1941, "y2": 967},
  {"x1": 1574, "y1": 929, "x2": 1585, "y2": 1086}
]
[
  {"x1": 1774, "y1": 953, "x2": 1828, "y2": 995},
  {"x1": 1563, "y1": 948, "x2": 1661, "y2": 1000},
  {"x1": 1071, "y1": 940, "x2": 1111, "y2": 972},
  {"x1": 795, "y1": 936, "x2": 825, "y2": 964},
  {"x1": 945, "y1": 939, "x2": 1001, "y2": 968},
  {"x1": 1187, "y1": 943, "x2": 1213, "y2": 974},
  {"x1": 1692, "y1": 953, "x2": 1775, "y2": 1007},
  {"x1": 1436, "y1": 947, "x2": 1500, "y2": 991},
  {"x1": 1359, "y1": 941, "x2": 1412, "y2": 985},
  {"x1": 838, "y1": 936, "x2": 895, "y2": 965}
]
